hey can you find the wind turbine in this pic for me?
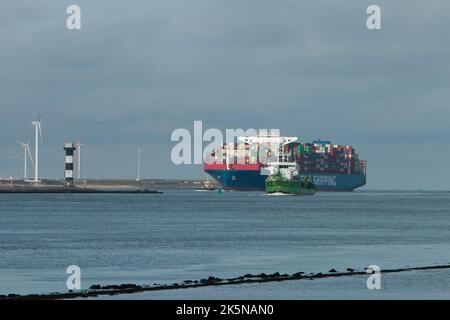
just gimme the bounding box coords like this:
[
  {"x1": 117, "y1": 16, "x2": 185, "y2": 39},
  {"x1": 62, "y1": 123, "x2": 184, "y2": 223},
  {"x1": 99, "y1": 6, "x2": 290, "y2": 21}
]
[
  {"x1": 75, "y1": 140, "x2": 84, "y2": 179},
  {"x1": 136, "y1": 148, "x2": 142, "y2": 182},
  {"x1": 16, "y1": 140, "x2": 35, "y2": 181},
  {"x1": 31, "y1": 119, "x2": 43, "y2": 182}
]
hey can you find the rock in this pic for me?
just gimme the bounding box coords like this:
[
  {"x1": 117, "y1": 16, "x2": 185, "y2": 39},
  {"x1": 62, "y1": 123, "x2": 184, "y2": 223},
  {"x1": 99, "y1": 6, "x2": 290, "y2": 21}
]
[
  {"x1": 206, "y1": 276, "x2": 222, "y2": 284},
  {"x1": 106, "y1": 284, "x2": 141, "y2": 290},
  {"x1": 89, "y1": 284, "x2": 101, "y2": 290},
  {"x1": 272, "y1": 272, "x2": 280, "y2": 277},
  {"x1": 183, "y1": 280, "x2": 193, "y2": 284},
  {"x1": 108, "y1": 285, "x2": 119, "y2": 289},
  {"x1": 346, "y1": 268, "x2": 355, "y2": 272},
  {"x1": 328, "y1": 269, "x2": 337, "y2": 273}
]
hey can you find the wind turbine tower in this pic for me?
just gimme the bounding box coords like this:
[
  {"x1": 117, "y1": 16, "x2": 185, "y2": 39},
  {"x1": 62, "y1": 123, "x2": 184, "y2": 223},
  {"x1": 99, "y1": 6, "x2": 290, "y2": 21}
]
[
  {"x1": 31, "y1": 119, "x2": 42, "y2": 182},
  {"x1": 75, "y1": 140, "x2": 84, "y2": 179},
  {"x1": 136, "y1": 148, "x2": 142, "y2": 182}
]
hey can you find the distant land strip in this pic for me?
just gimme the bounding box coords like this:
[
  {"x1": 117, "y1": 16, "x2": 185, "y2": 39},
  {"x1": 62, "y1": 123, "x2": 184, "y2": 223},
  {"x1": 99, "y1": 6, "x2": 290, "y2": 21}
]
[
  {"x1": 0, "y1": 178, "x2": 218, "y2": 191},
  {"x1": 1, "y1": 264, "x2": 450, "y2": 300}
]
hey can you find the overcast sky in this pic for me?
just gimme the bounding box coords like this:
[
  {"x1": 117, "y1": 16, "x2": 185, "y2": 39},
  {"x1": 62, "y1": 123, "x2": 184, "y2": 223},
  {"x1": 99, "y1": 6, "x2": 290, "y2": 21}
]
[{"x1": 0, "y1": 0, "x2": 449, "y2": 189}]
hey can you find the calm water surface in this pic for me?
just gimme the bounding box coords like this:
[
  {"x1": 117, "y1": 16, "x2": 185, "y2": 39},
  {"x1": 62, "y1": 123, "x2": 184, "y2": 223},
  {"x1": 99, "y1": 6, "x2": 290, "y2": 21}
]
[{"x1": 0, "y1": 190, "x2": 449, "y2": 297}]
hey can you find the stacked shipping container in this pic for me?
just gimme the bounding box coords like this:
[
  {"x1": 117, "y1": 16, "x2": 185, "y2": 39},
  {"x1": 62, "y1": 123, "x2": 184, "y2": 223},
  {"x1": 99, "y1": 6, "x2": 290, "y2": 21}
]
[
  {"x1": 206, "y1": 139, "x2": 366, "y2": 176},
  {"x1": 286, "y1": 140, "x2": 366, "y2": 175}
]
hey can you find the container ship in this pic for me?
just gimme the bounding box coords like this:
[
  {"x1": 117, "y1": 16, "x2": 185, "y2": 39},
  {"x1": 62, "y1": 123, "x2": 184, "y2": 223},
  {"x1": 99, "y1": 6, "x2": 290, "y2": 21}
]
[{"x1": 203, "y1": 132, "x2": 366, "y2": 192}]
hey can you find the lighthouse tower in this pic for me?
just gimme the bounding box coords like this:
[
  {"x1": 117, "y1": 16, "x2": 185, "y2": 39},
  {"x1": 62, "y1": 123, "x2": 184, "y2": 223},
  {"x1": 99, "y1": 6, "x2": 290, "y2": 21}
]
[{"x1": 64, "y1": 143, "x2": 76, "y2": 187}]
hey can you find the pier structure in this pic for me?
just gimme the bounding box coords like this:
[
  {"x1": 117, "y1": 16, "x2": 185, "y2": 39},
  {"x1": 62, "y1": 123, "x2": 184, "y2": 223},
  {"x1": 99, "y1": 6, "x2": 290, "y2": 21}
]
[{"x1": 64, "y1": 143, "x2": 76, "y2": 187}]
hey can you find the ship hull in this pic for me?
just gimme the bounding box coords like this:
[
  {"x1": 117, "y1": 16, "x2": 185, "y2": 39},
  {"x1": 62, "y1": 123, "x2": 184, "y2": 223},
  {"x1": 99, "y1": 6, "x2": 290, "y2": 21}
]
[
  {"x1": 205, "y1": 169, "x2": 366, "y2": 192},
  {"x1": 266, "y1": 179, "x2": 315, "y2": 195}
]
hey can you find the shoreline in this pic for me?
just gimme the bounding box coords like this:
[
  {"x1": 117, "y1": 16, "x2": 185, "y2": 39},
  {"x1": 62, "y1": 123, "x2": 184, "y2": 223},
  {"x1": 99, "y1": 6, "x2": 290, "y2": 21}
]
[
  {"x1": 0, "y1": 178, "x2": 218, "y2": 192},
  {"x1": 0, "y1": 187, "x2": 163, "y2": 194},
  {"x1": 0, "y1": 178, "x2": 220, "y2": 193}
]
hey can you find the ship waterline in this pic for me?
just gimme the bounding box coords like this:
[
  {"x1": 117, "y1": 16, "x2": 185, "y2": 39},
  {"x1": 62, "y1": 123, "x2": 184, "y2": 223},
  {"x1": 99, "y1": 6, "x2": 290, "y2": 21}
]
[{"x1": 205, "y1": 166, "x2": 366, "y2": 191}]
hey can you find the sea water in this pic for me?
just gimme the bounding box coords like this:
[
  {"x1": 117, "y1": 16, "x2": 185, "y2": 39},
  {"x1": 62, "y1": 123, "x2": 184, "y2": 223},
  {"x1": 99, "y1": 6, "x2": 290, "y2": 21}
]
[{"x1": 0, "y1": 190, "x2": 449, "y2": 298}]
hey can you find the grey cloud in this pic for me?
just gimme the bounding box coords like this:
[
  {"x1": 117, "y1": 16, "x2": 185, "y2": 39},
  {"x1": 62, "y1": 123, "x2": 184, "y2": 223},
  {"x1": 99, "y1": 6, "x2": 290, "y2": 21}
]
[{"x1": 0, "y1": 0, "x2": 449, "y2": 188}]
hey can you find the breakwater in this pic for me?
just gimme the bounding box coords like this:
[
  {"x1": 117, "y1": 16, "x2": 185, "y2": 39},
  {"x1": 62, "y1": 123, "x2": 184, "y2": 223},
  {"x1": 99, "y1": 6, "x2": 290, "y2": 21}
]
[
  {"x1": 2, "y1": 264, "x2": 449, "y2": 300},
  {"x1": 0, "y1": 187, "x2": 162, "y2": 194}
]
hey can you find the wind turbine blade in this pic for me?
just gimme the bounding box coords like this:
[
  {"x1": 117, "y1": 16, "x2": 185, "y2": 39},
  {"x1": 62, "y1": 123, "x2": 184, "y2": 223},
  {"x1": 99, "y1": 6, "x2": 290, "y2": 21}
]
[
  {"x1": 16, "y1": 140, "x2": 25, "y2": 146},
  {"x1": 38, "y1": 123, "x2": 43, "y2": 144},
  {"x1": 27, "y1": 145, "x2": 35, "y2": 170}
]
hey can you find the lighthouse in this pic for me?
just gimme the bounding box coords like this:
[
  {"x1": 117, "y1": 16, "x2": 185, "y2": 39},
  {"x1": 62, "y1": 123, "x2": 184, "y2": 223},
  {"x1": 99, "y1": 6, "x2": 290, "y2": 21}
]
[{"x1": 64, "y1": 143, "x2": 76, "y2": 187}]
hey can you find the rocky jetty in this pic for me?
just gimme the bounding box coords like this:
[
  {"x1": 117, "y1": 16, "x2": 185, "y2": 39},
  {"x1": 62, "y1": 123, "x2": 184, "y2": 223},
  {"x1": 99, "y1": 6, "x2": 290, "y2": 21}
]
[{"x1": 2, "y1": 264, "x2": 450, "y2": 300}]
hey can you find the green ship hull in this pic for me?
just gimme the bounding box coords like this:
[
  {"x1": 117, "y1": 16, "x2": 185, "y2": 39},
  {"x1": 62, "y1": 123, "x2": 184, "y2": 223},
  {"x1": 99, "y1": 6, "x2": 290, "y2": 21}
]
[{"x1": 266, "y1": 178, "x2": 315, "y2": 195}]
